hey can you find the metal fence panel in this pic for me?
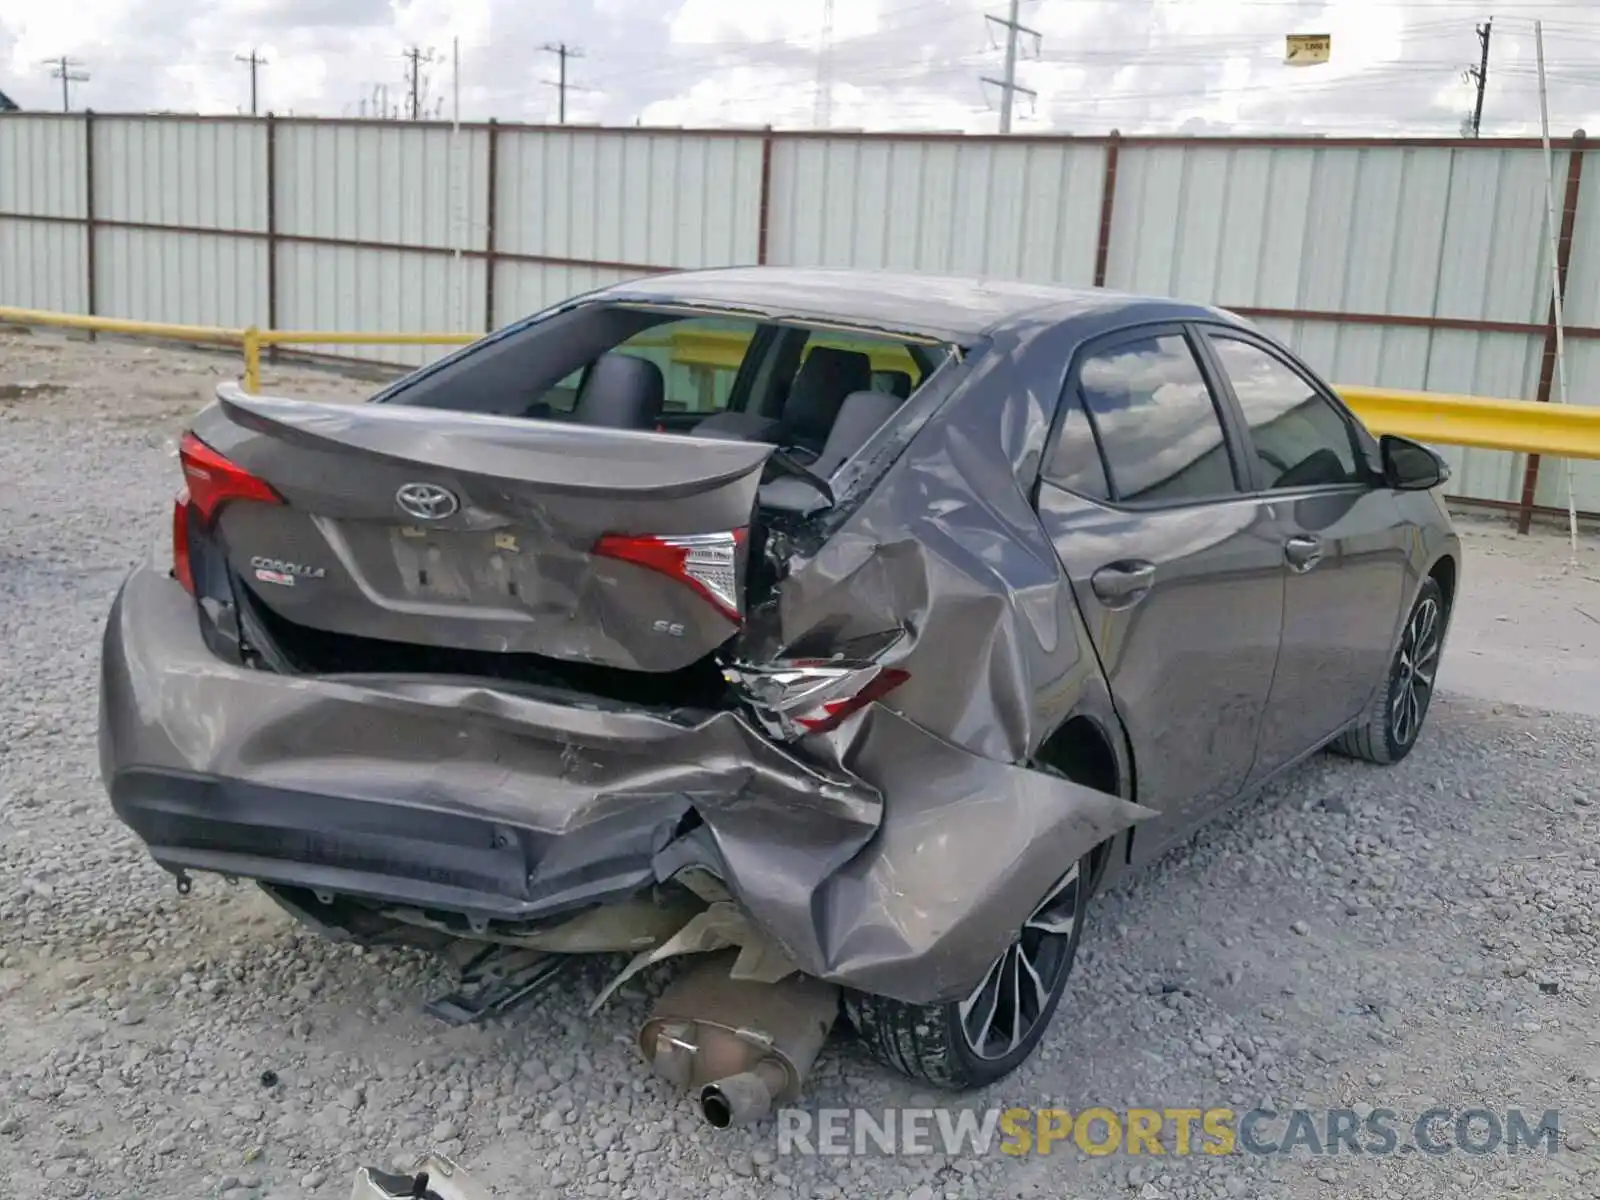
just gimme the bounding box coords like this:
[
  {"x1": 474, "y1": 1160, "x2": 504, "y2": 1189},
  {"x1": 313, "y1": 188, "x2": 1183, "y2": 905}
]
[
  {"x1": 766, "y1": 136, "x2": 1105, "y2": 283},
  {"x1": 1433, "y1": 147, "x2": 1560, "y2": 326},
  {"x1": 93, "y1": 117, "x2": 267, "y2": 232},
  {"x1": 495, "y1": 128, "x2": 762, "y2": 268},
  {"x1": 94, "y1": 226, "x2": 267, "y2": 329},
  {"x1": 492, "y1": 260, "x2": 640, "y2": 329},
  {"x1": 0, "y1": 115, "x2": 86, "y2": 219},
  {"x1": 276, "y1": 242, "x2": 486, "y2": 367},
  {"x1": 276, "y1": 121, "x2": 489, "y2": 250},
  {"x1": 0, "y1": 218, "x2": 88, "y2": 313},
  {"x1": 1107, "y1": 143, "x2": 1559, "y2": 325}
]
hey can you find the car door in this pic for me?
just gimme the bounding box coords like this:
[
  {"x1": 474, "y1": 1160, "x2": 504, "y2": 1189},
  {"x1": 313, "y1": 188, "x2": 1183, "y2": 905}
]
[
  {"x1": 1195, "y1": 326, "x2": 1411, "y2": 780},
  {"x1": 1033, "y1": 325, "x2": 1286, "y2": 858}
]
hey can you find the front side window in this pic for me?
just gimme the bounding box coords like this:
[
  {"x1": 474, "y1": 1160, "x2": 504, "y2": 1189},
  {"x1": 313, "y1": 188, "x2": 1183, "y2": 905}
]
[
  {"x1": 1205, "y1": 335, "x2": 1363, "y2": 490},
  {"x1": 1075, "y1": 333, "x2": 1239, "y2": 505}
]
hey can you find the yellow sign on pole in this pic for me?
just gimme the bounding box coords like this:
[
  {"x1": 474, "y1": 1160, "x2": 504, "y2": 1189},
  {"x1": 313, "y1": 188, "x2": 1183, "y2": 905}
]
[{"x1": 1285, "y1": 34, "x2": 1332, "y2": 66}]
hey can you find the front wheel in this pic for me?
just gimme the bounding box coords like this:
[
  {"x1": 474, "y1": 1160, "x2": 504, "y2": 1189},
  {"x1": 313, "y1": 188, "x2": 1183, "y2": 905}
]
[
  {"x1": 1331, "y1": 576, "x2": 1447, "y2": 765},
  {"x1": 842, "y1": 852, "x2": 1092, "y2": 1090}
]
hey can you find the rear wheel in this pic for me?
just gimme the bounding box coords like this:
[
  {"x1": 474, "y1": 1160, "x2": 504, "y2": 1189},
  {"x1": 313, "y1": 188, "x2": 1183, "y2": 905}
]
[
  {"x1": 1331, "y1": 576, "x2": 1446, "y2": 765},
  {"x1": 842, "y1": 852, "x2": 1093, "y2": 1090}
]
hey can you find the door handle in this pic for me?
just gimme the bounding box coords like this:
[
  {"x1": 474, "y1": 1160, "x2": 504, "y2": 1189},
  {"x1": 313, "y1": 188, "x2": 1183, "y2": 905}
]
[
  {"x1": 1285, "y1": 535, "x2": 1324, "y2": 572},
  {"x1": 1091, "y1": 561, "x2": 1156, "y2": 605}
]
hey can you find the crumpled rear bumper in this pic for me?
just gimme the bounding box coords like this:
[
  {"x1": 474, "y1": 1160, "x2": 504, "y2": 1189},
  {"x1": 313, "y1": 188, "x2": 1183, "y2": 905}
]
[{"x1": 100, "y1": 562, "x2": 1151, "y2": 1005}]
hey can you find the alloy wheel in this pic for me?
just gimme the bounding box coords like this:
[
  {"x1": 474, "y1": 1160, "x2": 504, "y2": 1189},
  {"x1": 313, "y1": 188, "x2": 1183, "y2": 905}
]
[
  {"x1": 1390, "y1": 595, "x2": 1441, "y2": 747},
  {"x1": 957, "y1": 862, "x2": 1081, "y2": 1061}
]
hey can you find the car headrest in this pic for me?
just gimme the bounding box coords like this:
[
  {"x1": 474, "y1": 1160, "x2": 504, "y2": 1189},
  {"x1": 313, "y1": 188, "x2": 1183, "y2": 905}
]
[
  {"x1": 782, "y1": 348, "x2": 873, "y2": 449},
  {"x1": 571, "y1": 353, "x2": 665, "y2": 429},
  {"x1": 810, "y1": 390, "x2": 901, "y2": 477},
  {"x1": 878, "y1": 370, "x2": 913, "y2": 399}
]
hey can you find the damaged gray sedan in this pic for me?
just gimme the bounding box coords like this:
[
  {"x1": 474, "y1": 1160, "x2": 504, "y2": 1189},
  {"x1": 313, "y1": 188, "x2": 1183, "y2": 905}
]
[{"x1": 99, "y1": 267, "x2": 1461, "y2": 1120}]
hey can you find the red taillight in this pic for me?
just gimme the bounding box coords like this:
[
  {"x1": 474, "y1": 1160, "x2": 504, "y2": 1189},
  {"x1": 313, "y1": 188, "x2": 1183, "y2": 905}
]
[
  {"x1": 178, "y1": 432, "x2": 283, "y2": 525},
  {"x1": 793, "y1": 667, "x2": 910, "y2": 734},
  {"x1": 592, "y1": 528, "x2": 746, "y2": 623},
  {"x1": 172, "y1": 487, "x2": 195, "y2": 594},
  {"x1": 722, "y1": 659, "x2": 911, "y2": 739},
  {"x1": 171, "y1": 432, "x2": 282, "y2": 594}
]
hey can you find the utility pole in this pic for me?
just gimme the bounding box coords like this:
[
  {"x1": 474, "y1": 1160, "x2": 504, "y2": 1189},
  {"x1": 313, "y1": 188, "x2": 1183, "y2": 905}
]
[
  {"x1": 44, "y1": 56, "x2": 89, "y2": 112},
  {"x1": 541, "y1": 42, "x2": 584, "y2": 123},
  {"x1": 980, "y1": 0, "x2": 1039, "y2": 134},
  {"x1": 1466, "y1": 18, "x2": 1492, "y2": 138},
  {"x1": 403, "y1": 46, "x2": 435, "y2": 120},
  {"x1": 235, "y1": 50, "x2": 267, "y2": 116}
]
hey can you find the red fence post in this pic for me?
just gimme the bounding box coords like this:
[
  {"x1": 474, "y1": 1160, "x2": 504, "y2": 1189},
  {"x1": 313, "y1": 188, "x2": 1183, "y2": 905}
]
[
  {"x1": 83, "y1": 109, "x2": 97, "y2": 332},
  {"x1": 1093, "y1": 129, "x2": 1121, "y2": 289},
  {"x1": 757, "y1": 127, "x2": 774, "y2": 266},
  {"x1": 484, "y1": 118, "x2": 499, "y2": 332},
  {"x1": 265, "y1": 112, "x2": 279, "y2": 357}
]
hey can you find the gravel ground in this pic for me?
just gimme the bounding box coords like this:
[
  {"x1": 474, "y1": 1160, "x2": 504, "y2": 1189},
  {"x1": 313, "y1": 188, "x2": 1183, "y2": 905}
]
[{"x1": 2, "y1": 328, "x2": 1598, "y2": 1200}]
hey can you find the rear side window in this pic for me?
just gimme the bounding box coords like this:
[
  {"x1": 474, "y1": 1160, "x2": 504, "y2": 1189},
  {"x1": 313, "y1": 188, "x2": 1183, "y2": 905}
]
[
  {"x1": 1204, "y1": 334, "x2": 1363, "y2": 489},
  {"x1": 1075, "y1": 334, "x2": 1238, "y2": 505},
  {"x1": 1041, "y1": 391, "x2": 1111, "y2": 501}
]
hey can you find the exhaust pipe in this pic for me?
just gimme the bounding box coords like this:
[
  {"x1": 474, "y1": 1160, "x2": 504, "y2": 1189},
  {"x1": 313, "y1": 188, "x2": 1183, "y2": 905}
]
[{"x1": 637, "y1": 951, "x2": 839, "y2": 1128}]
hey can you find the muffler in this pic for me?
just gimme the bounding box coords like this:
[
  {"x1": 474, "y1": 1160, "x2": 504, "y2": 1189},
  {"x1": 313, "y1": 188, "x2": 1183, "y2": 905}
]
[{"x1": 637, "y1": 950, "x2": 839, "y2": 1128}]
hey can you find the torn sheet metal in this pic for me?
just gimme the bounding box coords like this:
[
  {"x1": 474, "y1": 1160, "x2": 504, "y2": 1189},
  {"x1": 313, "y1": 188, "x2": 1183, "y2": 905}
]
[
  {"x1": 690, "y1": 707, "x2": 1152, "y2": 1005},
  {"x1": 589, "y1": 900, "x2": 802, "y2": 1013}
]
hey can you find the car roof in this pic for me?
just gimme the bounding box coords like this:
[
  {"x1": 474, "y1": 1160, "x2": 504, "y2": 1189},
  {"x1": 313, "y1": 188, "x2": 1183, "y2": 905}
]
[{"x1": 593, "y1": 266, "x2": 1233, "y2": 343}]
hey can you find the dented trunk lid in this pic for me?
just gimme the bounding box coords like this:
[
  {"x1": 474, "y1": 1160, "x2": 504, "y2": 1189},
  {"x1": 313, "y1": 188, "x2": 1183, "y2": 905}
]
[{"x1": 192, "y1": 385, "x2": 774, "y2": 673}]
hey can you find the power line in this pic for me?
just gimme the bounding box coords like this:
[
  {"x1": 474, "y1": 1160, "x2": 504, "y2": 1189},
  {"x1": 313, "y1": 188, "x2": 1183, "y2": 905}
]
[
  {"x1": 1465, "y1": 19, "x2": 1493, "y2": 137},
  {"x1": 541, "y1": 42, "x2": 585, "y2": 124},
  {"x1": 42, "y1": 56, "x2": 88, "y2": 112},
  {"x1": 980, "y1": 0, "x2": 1040, "y2": 133},
  {"x1": 235, "y1": 50, "x2": 267, "y2": 116}
]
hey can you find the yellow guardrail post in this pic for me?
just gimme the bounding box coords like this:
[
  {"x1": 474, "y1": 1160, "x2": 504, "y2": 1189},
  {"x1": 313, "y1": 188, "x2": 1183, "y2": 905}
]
[{"x1": 242, "y1": 326, "x2": 262, "y2": 394}]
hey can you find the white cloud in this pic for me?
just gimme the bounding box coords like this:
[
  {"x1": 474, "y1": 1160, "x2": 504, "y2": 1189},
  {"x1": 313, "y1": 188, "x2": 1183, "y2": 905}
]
[{"x1": 2, "y1": 0, "x2": 1600, "y2": 134}]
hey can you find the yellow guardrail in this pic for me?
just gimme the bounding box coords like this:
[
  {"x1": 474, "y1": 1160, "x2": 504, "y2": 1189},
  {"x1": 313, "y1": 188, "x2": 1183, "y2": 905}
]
[
  {"x1": 0, "y1": 306, "x2": 245, "y2": 345},
  {"x1": 3, "y1": 305, "x2": 1599, "y2": 462},
  {"x1": 1338, "y1": 385, "x2": 1600, "y2": 459}
]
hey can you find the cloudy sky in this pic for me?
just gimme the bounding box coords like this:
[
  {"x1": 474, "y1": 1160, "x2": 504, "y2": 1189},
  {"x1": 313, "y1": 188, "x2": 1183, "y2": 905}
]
[{"x1": 2, "y1": 0, "x2": 1599, "y2": 136}]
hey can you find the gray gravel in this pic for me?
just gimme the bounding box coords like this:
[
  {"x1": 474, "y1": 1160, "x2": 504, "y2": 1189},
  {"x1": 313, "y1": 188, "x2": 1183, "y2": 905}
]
[{"x1": 2, "y1": 328, "x2": 1599, "y2": 1200}]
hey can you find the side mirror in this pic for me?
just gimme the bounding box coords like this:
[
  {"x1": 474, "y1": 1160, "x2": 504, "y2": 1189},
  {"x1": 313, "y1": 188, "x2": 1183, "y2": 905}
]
[{"x1": 1380, "y1": 434, "x2": 1449, "y2": 491}]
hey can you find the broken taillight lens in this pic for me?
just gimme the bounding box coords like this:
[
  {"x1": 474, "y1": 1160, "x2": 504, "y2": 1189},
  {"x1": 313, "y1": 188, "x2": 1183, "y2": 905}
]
[
  {"x1": 172, "y1": 486, "x2": 195, "y2": 595},
  {"x1": 592, "y1": 529, "x2": 747, "y2": 623},
  {"x1": 171, "y1": 432, "x2": 283, "y2": 594},
  {"x1": 724, "y1": 659, "x2": 911, "y2": 739},
  {"x1": 792, "y1": 664, "x2": 911, "y2": 733}
]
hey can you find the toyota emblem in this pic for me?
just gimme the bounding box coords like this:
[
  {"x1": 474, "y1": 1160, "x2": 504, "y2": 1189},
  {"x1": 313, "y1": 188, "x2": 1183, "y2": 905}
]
[{"x1": 395, "y1": 482, "x2": 460, "y2": 521}]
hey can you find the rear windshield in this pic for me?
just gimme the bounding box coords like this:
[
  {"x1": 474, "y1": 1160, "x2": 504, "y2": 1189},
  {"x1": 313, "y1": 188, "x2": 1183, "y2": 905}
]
[{"x1": 382, "y1": 303, "x2": 952, "y2": 431}]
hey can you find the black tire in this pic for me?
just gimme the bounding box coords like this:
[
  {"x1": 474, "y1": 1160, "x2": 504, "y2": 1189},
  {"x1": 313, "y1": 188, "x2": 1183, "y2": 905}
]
[
  {"x1": 841, "y1": 850, "x2": 1093, "y2": 1090},
  {"x1": 1330, "y1": 576, "x2": 1447, "y2": 765}
]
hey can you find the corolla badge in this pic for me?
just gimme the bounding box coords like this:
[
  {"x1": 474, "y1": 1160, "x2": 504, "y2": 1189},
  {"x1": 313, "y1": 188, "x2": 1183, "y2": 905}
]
[
  {"x1": 395, "y1": 482, "x2": 460, "y2": 521},
  {"x1": 250, "y1": 556, "x2": 326, "y2": 587}
]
